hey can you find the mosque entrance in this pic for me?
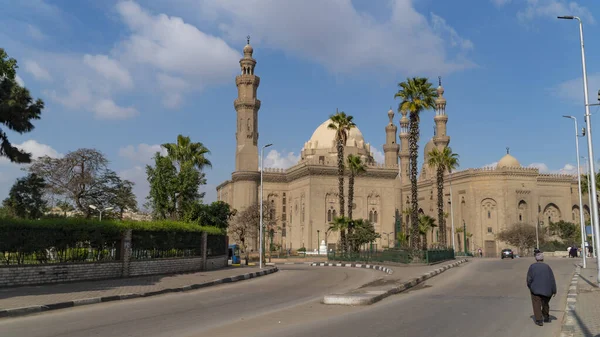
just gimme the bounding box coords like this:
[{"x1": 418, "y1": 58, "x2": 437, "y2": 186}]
[{"x1": 484, "y1": 240, "x2": 497, "y2": 258}]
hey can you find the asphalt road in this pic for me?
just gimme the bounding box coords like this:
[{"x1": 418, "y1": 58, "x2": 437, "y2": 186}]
[
  {"x1": 219, "y1": 257, "x2": 576, "y2": 337},
  {"x1": 0, "y1": 265, "x2": 379, "y2": 337}
]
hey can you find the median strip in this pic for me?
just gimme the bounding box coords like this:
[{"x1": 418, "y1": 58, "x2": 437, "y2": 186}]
[
  {"x1": 321, "y1": 259, "x2": 468, "y2": 305},
  {"x1": 0, "y1": 266, "x2": 279, "y2": 319}
]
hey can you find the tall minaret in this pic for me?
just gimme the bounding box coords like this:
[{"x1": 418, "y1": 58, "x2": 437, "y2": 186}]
[
  {"x1": 232, "y1": 37, "x2": 261, "y2": 211},
  {"x1": 433, "y1": 76, "x2": 450, "y2": 150},
  {"x1": 383, "y1": 108, "x2": 399, "y2": 167},
  {"x1": 398, "y1": 109, "x2": 409, "y2": 184}
]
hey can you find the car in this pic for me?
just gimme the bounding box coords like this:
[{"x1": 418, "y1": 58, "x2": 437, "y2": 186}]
[{"x1": 501, "y1": 249, "x2": 514, "y2": 259}]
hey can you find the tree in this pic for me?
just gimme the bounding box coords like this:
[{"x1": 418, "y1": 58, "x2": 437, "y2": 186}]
[
  {"x1": 549, "y1": 220, "x2": 580, "y2": 245},
  {"x1": 162, "y1": 134, "x2": 212, "y2": 171},
  {"x1": 328, "y1": 111, "x2": 356, "y2": 252},
  {"x1": 29, "y1": 148, "x2": 136, "y2": 218},
  {"x1": 229, "y1": 202, "x2": 277, "y2": 264},
  {"x1": 427, "y1": 146, "x2": 459, "y2": 247},
  {"x1": 581, "y1": 172, "x2": 600, "y2": 195},
  {"x1": 56, "y1": 200, "x2": 74, "y2": 217},
  {"x1": 418, "y1": 214, "x2": 436, "y2": 250},
  {"x1": 146, "y1": 154, "x2": 202, "y2": 220},
  {"x1": 395, "y1": 77, "x2": 437, "y2": 250},
  {"x1": 497, "y1": 223, "x2": 541, "y2": 255},
  {"x1": 2, "y1": 173, "x2": 47, "y2": 219},
  {"x1": 185, "y1": 201, "x2": 236, "y2": 230},
  {"x1": 347, "y1": 218, "x2": 380, "y2": 251},
  {"x1": 0, "y1": 48, "x2": 44, "y2": 163},
  {"x1": 347, "y1": 154, "x2": 366, "y2": 251},
  {"x1": 111, "y1": 180, "x2": 138, "y2": 219}
]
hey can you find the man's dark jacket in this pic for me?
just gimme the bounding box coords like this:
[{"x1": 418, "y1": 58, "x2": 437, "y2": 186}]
[{"x1": 527, "y1": 262, "x2": 557, "y2": 297}]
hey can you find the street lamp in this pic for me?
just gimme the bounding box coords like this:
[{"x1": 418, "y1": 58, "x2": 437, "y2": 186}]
[
  {"x1": 317, "y1": 229, "x2": 320, "y2": 255},
  {"x1": 448, "y1": 169, "x2": 456, "y2": 252},
  {"x1": 88, "y1": 205, "x2": 113, "y2": 221},
  {"x1": 559, "y1": 15, "x2": 600, "y2": 284},
  {"x1": 563, "y1": 115, "x2": 587, "y2": 268},
  {"x1": 582, "y1": 156, "x2": 597, "y2": 258},
  {"x1": 259, "y1": 143, "x2": 272, "y2": 269},
  {"x1": 463, "y1": 219, "x2": 467, "y2": 255}
]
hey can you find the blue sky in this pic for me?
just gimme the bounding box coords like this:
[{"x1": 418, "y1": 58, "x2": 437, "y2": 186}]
[{"x1": 1, "y1": 0, "x2": 600, "y2": 209}]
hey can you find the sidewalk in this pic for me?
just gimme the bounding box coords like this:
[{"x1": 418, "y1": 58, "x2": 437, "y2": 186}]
[
  {"x1": 570, "y1": 261, "x2": 600, "y2": 337},
  {"x1": 0, "y1": 266, "x2": 271, "y2": 313}
]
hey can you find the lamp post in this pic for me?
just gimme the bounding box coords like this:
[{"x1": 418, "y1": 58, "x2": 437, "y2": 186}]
[
  {"x1": 583, "y1": 156, "x2": 597, "y2": 257},
  {"x1": 317, "y1": 230, "x2": 320, "y2": 255},
  {"x1": 259, "y1": 143, "x2": 273, "y2": 269},
  {"x1": 564, "y1": 115, "x2": 587, "y2": 268},
  {"x1": 88, "y1": 205, "x2": 113, "y2": 221},
  {"x1": 536, "y1": 205, "x2": 540, "y2": 250},
  {"x1": 448, "y1": 169, "x2": 456, "y2": 252},
  {"x1": 463, "y1": 219, "x2": 467, "y2": 254},
  {"x1": 558, "y1": 15, "x2": 600, "y2": 285}
]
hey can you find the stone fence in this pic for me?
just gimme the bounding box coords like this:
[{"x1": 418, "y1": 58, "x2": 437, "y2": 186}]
[{"x1": 0, "y1": 230, "x2": 227, "y2": 287}]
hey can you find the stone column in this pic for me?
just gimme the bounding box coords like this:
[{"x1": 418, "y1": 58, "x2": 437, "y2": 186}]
[
  {"x1": 120, "y1": 229, "x2": 132, "y2": 278},
  {"x1": 202, "y1": 231, "x2": 208, "y2": 271}
]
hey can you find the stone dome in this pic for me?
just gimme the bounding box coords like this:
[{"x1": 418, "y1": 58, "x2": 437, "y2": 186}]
[
  {"x1": 243, "y1": 44, "x2": 253, "y2": 55},
  {"x1": 301, "y1": 119, "x2": 373, "y2": 163},
  {"x1": 497, "y1": 153, "x2": 520, "y2": 168},
  {"x1": 423, "y1": 138, "x2": 435, "y2": 159},
  {"x1": 306, "y1": 119, "x2": 366, "y2": 150}
]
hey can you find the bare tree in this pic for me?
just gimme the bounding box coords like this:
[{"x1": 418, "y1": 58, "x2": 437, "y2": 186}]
[
  {"x1": 229, "y1": 202, "x2": 278, "y2": 264},
  {"x1": 497, "y1": 223, "x2": 542, "y2": 255}
]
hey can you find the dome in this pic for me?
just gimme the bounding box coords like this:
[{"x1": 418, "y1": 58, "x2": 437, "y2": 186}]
[
  {"x1": 306, "y1": 119, "x2": 366, "y2": 150},
  {"x1": 423, "y1": 138, "x2": 435, "y2": 159},
  {"x1": 497, "y1": 153, "x2": 520, "y2": 168},
  {"x1": 243, "y1": 44, "x2": 253, "y2": 54}
]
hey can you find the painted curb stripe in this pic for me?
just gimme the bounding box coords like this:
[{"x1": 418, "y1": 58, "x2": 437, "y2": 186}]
[
  {"x1": 560, "y1": 265, "x2": 581, "y2": 337},
  {"x1": 0, "y1": 266, "x2": 279, "y2": 319}
]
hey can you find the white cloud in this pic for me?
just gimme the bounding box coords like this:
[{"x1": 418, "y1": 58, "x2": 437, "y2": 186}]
[
  {"x1": 119, "y1": 143, "x2": 167, "y2": 164},
  {"x1": 27, "y1": 24, "x2": 45, "y2": 40},
  {"x1": 0, "y1": 139, "x2": 62, "y2": 166},
  {"x1": 555, "y1": 73, "x2": 600, "y2": 105},
  {"x1": 263, "y1": 149, "x2": 300, "y2": 169},
  {"x1": 83, "y1": 54, "x2": 133, "y2": 88},
  {"x1": 92, "y1": 99, "x2": 139, "y2": 120},
  {"x1": 196, "y1": 0, "x2": 475, "y2": 76},
  {"x1": 528, "y1": 162, "x2": 584, "y2": 174},
  {"x1": 528, "y1": 162, "x2": 550, "y2": 173},
  {"x1": 372, "y1": 148, "x2": 385, "y2": 164},
  {"x1": 24, "y1": 60, "x2": 52, "y2": 81},
  {"x1": 157, "y1": 73, "x2": 189, "y2": 108},
  {"x1": 115, "y1": 1, "x2": 240, "y2": 82},
  {"x1": 517, "y1": 0, "x2": 595, "y2": 24},
  {"x1": 482, "y1": 162, "x2": 498, "y2": 168},
  {"x1": 15, "y1": 74, "x2": 25, "y2": 87}
]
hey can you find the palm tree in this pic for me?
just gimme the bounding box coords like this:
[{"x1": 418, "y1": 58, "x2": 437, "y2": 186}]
[
  {"x1": 162, "y1": 134, "x2": 212, "y2": 171},
  {"x1": 328, "y1": 112, "x2": 356, "y2": 252},
  {"x1": 328, "y1": 216, "x2": 349, "y2": 253},
  {"x1": 395, "y1": 77, "x2": 437, "y2": 250},
  {"x1": 347, "y1": 154, "x2": 366, "y2": 251},
  {"x1": 427, "y1": 147, "x2": 460, "y2": 247},
  {"x1": 418, "y1": 214, "x2": 436, "y2": 250}
]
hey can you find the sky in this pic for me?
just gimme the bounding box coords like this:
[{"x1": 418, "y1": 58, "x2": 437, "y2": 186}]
[{"x1": 1, "y1": 0, "x2": 600, "y2": 210}]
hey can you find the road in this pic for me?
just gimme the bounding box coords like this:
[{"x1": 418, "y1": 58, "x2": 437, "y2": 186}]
[
  {"x1": 208, "y1": 257, "x2": 576, "y2": 337},
  {"x1": 0, "y1": 258, "x2": 577, "y2": 337},
  {"x1": 0, "y1": 265, "x2": 379, "y2": 337}
]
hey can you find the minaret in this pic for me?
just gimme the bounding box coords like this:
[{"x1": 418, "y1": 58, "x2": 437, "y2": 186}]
[
  {"x1": 433, "y1": 76, "x2": 450, "y2": 150},
  {"x1": 398, "y1": 109, "x2": 410, "y2": 184},
  {"x1": 232, "y1": 37, "x2": 261, "y2": 210},
  {"x1": 383, "y1": 108, "x2": 399, "y2": 167}
]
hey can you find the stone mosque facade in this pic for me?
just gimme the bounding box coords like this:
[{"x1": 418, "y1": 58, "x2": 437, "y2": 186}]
[{"x1": 217, "y1": 41, "x2": 589, "y2": 257}]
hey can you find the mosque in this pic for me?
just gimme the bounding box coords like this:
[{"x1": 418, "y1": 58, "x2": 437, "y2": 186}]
[{"x1": 216, "y1": 41, "x2": 587, "y2": 257}]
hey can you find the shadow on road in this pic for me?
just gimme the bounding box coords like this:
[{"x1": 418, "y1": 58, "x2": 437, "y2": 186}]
[{"x1": 573, "y1": 310, "x2": 600, "y2": 337}]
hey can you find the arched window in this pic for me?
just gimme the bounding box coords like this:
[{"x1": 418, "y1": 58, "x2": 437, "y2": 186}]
[
  {"x1": 374, "y1": 211, "x2": 378, "y2": 223},
  {"x1": 519, "y1": 214, "x2": 522, "y2": 221},
  {"x1": 488, "y1": 211, "x2": 491, "y2": 219},
  {"x1": 327, "y1": 210, "x2": 332, "y2": 222},
  {"x1": 369, "y1": 211, "x2": 373, "y2": 222},
  {"x1": 332, "y1": 210, "x2": 337, "y2": 219}
]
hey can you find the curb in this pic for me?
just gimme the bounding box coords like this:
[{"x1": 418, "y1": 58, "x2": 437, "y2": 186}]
[
  {"x1": 560, "y1": 264, "x2": 581, "y2": 337},
  {"x1": 310, "y1": 262, "x2": 394, "y2": 275},
  {"x1": 322, "y1": 259, "x2": 467, "y2": 305},
  {"x1": 266, "y1": 262, "x2": 315, "y2": 266},
  {"x1": 0, "y1": 267, "x2": 279, "y2": 319}
]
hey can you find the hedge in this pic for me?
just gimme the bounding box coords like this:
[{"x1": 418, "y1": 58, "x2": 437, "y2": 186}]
[{"x1": 0, "y1": 217, "x2": 224, "y2": 235}]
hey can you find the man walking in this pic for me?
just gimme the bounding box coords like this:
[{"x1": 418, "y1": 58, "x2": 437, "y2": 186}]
[{"x1": 526, "y1": 252, "x2": 557, "y2": 326}]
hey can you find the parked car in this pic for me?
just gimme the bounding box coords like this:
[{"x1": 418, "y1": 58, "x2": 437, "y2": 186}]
[{"x1": 501, "y1": 249, "x2": 514, "y2": 259}]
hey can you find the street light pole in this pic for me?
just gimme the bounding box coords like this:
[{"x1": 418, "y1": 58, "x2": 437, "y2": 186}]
[
  {"x1": 463, "y1": 220, "x2": 467, "y2": 254},
  {"x1": 559, "y1": 15, "x2": 600, "y2": 284},
  {"x1": 536, "y1": 205, "x2": 540, "y2": 250},
  {"x1": 88, "y1": 205, "x2": 113, "y2": 221},
  {"x1": 259, "y1": 143, "x2": 273, "y2": 269},
  {"x1": 564, "y1": 115, "x2": 587, "y2": 268},
  {"x1": 583, "y1": 156, "x2": 597, "y2": 257},
  {"x1": 448, "y1": 169, "x2": 456, "y2": 252},
  {"x1": 317, "y1": 230, "x2": 320, "y2": 255}
]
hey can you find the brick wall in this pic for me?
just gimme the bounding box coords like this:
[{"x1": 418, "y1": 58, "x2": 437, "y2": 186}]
[
  {"x1": 206, "y1": 256, "x2": 227, "y2": 270},
  {"x1": 129, "y1": 257, "x2": 204, "y2": 277},
  {"x1": 0, "y1": 262, "x2": 122, "y2": 287}
]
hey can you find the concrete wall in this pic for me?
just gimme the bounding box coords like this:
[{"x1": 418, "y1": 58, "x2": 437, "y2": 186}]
[{"x1": 129, "y1": 257, "x2": 204, "y2": 277}]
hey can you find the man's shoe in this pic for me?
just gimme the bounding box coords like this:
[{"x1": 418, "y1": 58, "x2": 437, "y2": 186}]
[
  {"x1": 544, "y1": 317, "x2": 551, "y2": 323},
  {"x1": 535, "y1": 320, "x2": 543, "y2": 326}
]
